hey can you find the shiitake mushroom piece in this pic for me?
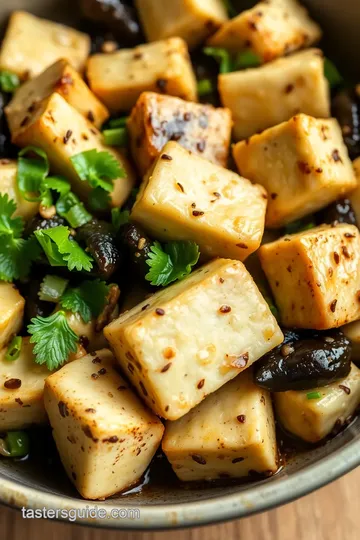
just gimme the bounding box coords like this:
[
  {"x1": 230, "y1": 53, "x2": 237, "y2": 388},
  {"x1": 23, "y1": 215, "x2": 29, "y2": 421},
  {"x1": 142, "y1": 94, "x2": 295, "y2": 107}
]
[
  {"x1": 117, "y1": 222, "x2": 153, "y2": 279},
  {"x1": 24, "y1": 214, "x2": 67, "y2": 238},
  {"x1": 331, "y1": 87, "x2": 360, "y2": 161},
  {"x1": 315, "y1": 198, "x2": 358, "y2": 227},
  {"x1": 77, "y1": 218, "x2": 121, "y2": 280},
  {"x1": 254, "y1": 330, "x2": 352, "y2": 392}
]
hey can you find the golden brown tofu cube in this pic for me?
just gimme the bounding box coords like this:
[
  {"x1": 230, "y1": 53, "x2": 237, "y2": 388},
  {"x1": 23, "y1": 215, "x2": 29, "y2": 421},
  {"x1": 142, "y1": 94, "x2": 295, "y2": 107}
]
[
  {"x1": 0, "y1": 159, "x2": 38, "y2": 221},
  {"x1": 131, "y1": 141, "x2": 267, "y2": 260},
  {"x1": 86, "y1": 38, "x2": 198, "y2": 113},
  {"x1": 8, "y1": 92, "x2": 135, "y2": 209},
  {"x1": 6, "y1": 59, "x2": 109, "y2": 131},
  {"x1": 219, "y1": 49, "x2": 330, "y2": 141},
  {"x1": 233, "y1": 115, "x2": 356, "y2": 228},
  {"x1": 127, "y1": 92, "x2": 232, "y2": 175},
  {"x1": 208, "y1": 0, "x2": 321, "y2": 61},
  {"x1": 0, "y1": 283, "x2": 25, "y2": 350},
  {"x1": 259, "y1": 224, "x2": 360, "y2": 330},
  {"x1": 0, "y1": 11, "x2": 90, "y2": 79},
  {"x1": 135, "y1": 0, "x2": 228, "y2": 49}
]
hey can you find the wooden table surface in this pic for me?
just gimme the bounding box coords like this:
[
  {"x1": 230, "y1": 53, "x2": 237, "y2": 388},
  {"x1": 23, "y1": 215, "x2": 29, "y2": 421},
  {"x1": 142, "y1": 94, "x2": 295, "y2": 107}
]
[{"x1": 0, "y1": 466, "x2": 358, "y2": 540}]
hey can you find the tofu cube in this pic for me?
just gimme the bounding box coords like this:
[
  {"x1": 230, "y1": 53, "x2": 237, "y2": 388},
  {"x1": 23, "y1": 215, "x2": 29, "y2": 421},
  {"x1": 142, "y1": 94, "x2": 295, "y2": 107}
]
[
  {"x1": 219, "y1": 49, "x2": 330, "y2": 141},
  {"x1": 135, "y1": 0, "x2": 228, "y2": 49},
  {"x1": 0, "y1": 159, "x2": 38, "y2": 221},
  {"x1": 86, "y1": 38, "x2": 198, "y2": 113},
  {"x1": 0, "y1": 338, "x2": 49, "y2": 430},
  {"x1": 131, "y1": 141, "x2": 267, "y2": 260},
  {"x1": 127, "y1": 92, "x2": 232, "y2": 175},
  {"x1": 6, "y1": 59, "x2": 109, "y2": 132},
  {"x1": 0, "y1": 11, "x2": 90, "y2": 79},
  {"x1": 349, "y1": 157, "x2": 360, "y2": 225},
  {"x1": 207, "y1": 0, "x2": 321, "y2": 62},
  {"x1": 8, "y1": 92, "x2": 135, "y2": 209},
  {"x1": 162, "y1": 369, "x2": 278, "y2": 481},
  {"x1": 0, "y1": 283, "x2": 25, "y2": 350},
  {"x1": 275, "y1": 363, "x2": 360, "y2": 443},
  {"x1": 104, "y1": 258, "x2": 283, "y2": 421},
  {"x1": 44, "y1": 349, "x2": 164, "y2": 500},
  {"x1": 233, "y1": 115, "x2": 357, "y2": 228},
  {"x1": 259, "y1": 224, "x2": 360, "y2": 330},
  {"x1": 342, "y1": 321, "x2": 360, "y2": 364}
]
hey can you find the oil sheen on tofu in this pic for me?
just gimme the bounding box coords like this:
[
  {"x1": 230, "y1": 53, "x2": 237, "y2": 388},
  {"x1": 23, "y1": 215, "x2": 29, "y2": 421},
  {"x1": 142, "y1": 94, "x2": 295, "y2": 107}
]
[
  {"x1": 44, "y1": 349, "x2": 164, "y2": 500},
  {"x1": 131, "y1": 141, "x2": 267, "y2": 260},
  {"x1": 162, "y1": 369, "x2": 278, "y2": 481},
  {"x1": 104, "y1": 259, "x2": 283, "y2": 421},
  {"x1": 259, "y1": 224, "x2": 360, "y2": 330},
  {"x1": 275, "y1": 363, "x2": 360, "y2": 443}
]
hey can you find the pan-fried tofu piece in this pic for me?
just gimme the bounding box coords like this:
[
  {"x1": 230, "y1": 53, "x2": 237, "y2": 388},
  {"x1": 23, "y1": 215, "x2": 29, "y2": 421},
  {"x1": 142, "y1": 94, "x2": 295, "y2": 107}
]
[
  {"x1": 162, "y1": 369, "x2": 278, "y2": 481},
  {"x1": 259, "y1": 224, "x2": 360, "y2": 330},
  {"x1": 135, "y1": 0, "x2": 228, "y2": 49},
  {"x1": 44, "y1": 349, "x2": 164, "y2": 500},
  {"x1": 220, "y1": 49, "x2": 330, "y2": 141},
  {"x1": 207, "y1": 0, "x2": 321, "y2": 61},
  {"x1": 86, "y1": 38, "x2": 197, "y2": 113},
  {"x1": 8, "y1": 92, "x2": 135, "y2": 209},
  {"x1": 0, "y1": 11, "x2": 90, "y2": 79},
  {"x1": 349, "y1": 157, "x2": 360, "y2": 225},
  {"x1": 0, "y1": 338, "x2": 49, "y2": 430},
  {"x1": 233, "y1": 115, "x2": 356, "y2": 228},
  {"x1": 342, "y1": 321, "x2": 360, "y2": 364},
  {"x1": 6, "y1": 59, "x2": 109, "y2": 132},
  {"x1": 127, "y1": 92, "x2": 232, "y2": 175},
  {"x1": 65, "y1": 311, "x2": 107, "y2": 352},
  {"x1": 0, "y1": 283, "x2": 25, "y2": 350},
  {"x1": 131, "y1": 141, "x2": 267, "y2": 260},
  {"x1": 275, "y1": 363, "x2": 360, "y2": 443},
  {"x1": 105, "y1": 259, "x2": 283, "y2": 421},
  {"x1": 0, "y1": 160, "x2": 38, "y2": 221}
]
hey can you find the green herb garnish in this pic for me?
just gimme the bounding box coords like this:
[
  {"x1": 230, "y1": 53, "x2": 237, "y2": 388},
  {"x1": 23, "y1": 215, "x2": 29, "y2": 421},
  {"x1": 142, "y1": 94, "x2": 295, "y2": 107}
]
[
  {"x1": 5, "y1": 336, "x2": 22, "y2": 361},
  {"x1": 306, "y1": 391, "x2": 322, "y2": 400},
  {"x1": 111, "y1": 208, "x2": 130, "y2": 232},
  {"x1": 235, "y1": 50, "x2": 261, "y2": 69},
  {"x1": 61, "y1": 280, "x2": 109, "y2": 323},
  {"x1": 197, "y1": 79, "x2": 214, "y2": 96},
  {"x1": 109, "y1": 116, "x2": 128, "y2": 129},
  {"x1": 56, "y1": 191, "x2": 92, "y2": 228},
  {"x1": 145, "y1": 241, "x2": 200, "y2": 287},
  {"x1": 203, "y1": 47, "x2": 233, "y2": 74},
  {"x1": 0, "y1": 71, "x2": 20, "y2": 93},
  {"x1": 3, "y1": 431, "x2": 29, "y2": 457},
  {"x1": 17, "y1": 146, "x2": 50, "y2": 202},
  {"x1": 103, "y1": 127, "x2": 128, "y2": 147}
]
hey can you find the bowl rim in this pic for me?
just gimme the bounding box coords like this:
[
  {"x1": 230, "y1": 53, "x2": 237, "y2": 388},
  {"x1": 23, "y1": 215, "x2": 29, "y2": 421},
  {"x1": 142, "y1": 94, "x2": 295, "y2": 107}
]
[{"x1": 0, "y1": 433, "x2": 359, "y2": 530}]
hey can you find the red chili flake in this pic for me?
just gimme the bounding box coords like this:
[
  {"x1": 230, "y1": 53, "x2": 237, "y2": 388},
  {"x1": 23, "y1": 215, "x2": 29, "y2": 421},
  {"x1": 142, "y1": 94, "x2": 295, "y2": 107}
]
[
  {"x1": 298, "y1": 161, "x2": 312, "y2": 174},
  {"x1": 155, "y1": 308, "x2": 165, "y2": 316},
  {"x1": 219, "y1": 277, "x2": 225, "y2": 283},
  {"x1": 232, "y1": 457, "x2": 245, "y2": 464},
  {"x1": 91, "y1": 373, "x2": 99, "y2": 380},
  {"x1": 236, "y1": 243, "x2": 248, "y2": 249},
  {"x1": 192, "y1": 210, "x2": 204, "y2": 216},
  {"x1": 142, "y1": 303, "x2": 150, "y2": 311},
  {"x1": 15, "y1": 398, "x2": 23, "y2": 406},
  {"x1": 237, "y1": 415, "x2": 246, "y2": 423},
  {"x1": 342, "y1": 245, "x2": 351, "y2": 258},
  {"x1": 63, "y1": 129, "x2": 72, "y2": 144},
  {"x1": 271, "y1": 193, "x2": 278, "y2": 200},
  {"x1": 285, "y1": 83, "x2": 294, "y2": 94},
  {"x1": 85, "y1": 408, "x2": 96, "y2": 413},
  {"x1": 98, "y1": 368, "x2": 107, "y2": 375},
  {"x1": 332, "y1": 149, "x2": 343, "y2": 162},
  {"x1": 87, "y1": 110, "x2": 95, "y2": 123},
  {"x1": 219, "y1": 305, "x2": 231, "y2": 314},
  {"x1": 287, "y1": 265, "x2": 292, "y2": 273},
  {"x1": 333, "y1": 252, "x2": 340, "y2": 264},
  {"x1": 103, "y1": 436, "x2": 119, "y2": 443},
  {"x1": 82, "y1": 425, "x2": 98, "y2": 442},
  {"x1": 58, "y1": 401, "x2": 69, "y2": 418},
  {"x1": 315, "y1": 167, "x2": 323, "y2": 173},
  {"x1": 4, "y1": 378, "x2": 21, "y2": 390},
  {"x1": 191, "y1": 454, "x2": 207, "y2": 465},
  {"x1": 133, "y1": 51, "x2": 143, "y2": 60},
  {"x1": 176, "y1": 182, "x2": 185, "y2": 192},
  {"x1": 161, "y1": 362, "x2": 172, "y2": 373},
  {"x1": 345, "y1": 232, "x2": 355, "y2": 238},
  {"x1": 156, "y1": 78, "x2": 167, "y2": 91},
  {"x1": 92, "y1": 356, "x2": 101, "y2": 364},
  {"x1": 197, "y1": 379, "x2": 205, "y2": 389},
  {"x1": 248, "y1": 20, "x2": 257, "y2": 30},
  {"x1": 339, "y1": 385, "x2": 351, "y2": 395},
  {"x1": 330, "y1": 299, "x2": 337, "y2": 312},
  {"x1": 161, "y1": 154, "x2": 172, "y2": 160}
]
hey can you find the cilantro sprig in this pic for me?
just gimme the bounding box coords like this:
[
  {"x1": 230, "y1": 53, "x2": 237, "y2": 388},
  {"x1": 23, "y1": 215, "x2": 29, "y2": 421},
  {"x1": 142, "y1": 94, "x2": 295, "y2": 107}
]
[
  {"x1": 70, "y1": 149, "x2": 125, "y2": 210},
  {"x1": 60, "y1": 280, "x2": 110, "y2": 323},
  {"x1": 111, "y1": 207, "x2": 130, "y2": 232},
  {"x1": 145, "y1": 241, "x2": 200, "y2": 287}
]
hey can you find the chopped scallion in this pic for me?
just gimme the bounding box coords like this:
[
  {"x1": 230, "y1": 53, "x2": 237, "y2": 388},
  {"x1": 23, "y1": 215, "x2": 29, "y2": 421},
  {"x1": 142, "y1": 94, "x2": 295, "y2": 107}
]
[
  {"x1": 197, "y1": 78, "x2": 214, "y2": 96},
  {"x1": 109, "y1": 116, "x2": 128, "y2": 128},
  {"x1": 39, "y1": 275, "x2": 69, "y2": 302},
  {"x1": 0, "y1": 70, "x2": 20, "y2": 93},
  {"x1": 4, "y1": 431, "x2": 30, "y2": 457},
  {"x1": 103, "y1": 127, "x2": 128, "y2": 147},
  {"x1": 306, "y1": 391, "x2": 322, "y2": 400},
  {"x1": 203, "y1": 47, "x2": 233, "y2": 74},
  {"x1": 5, "y1": 336, "x2": 22, "y2": 361},
  {"x1": 235, "y1": 50, "x2": 262, "y2": 69}
]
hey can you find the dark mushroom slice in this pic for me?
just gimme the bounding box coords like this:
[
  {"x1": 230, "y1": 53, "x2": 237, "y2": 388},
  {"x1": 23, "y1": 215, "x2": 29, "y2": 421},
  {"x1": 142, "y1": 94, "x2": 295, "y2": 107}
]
[
  {"x1": 315, "y1": 198, "x2": 358, "y2": 227},
  {"x1": 331, "y1": 87, "x2": 360, "y2": 160},
  {"x1": 254, "y1": 330, "x2": 352, "y2": 392},
  {"x1": 77, "y1": 218, "x2": 121, "y2": 280},
  {"x1": 117, "y1": 222, "x2": 153, "y2": 279},
  {"x1": 24, "y1": 213, "x2": 67, "y2": 238},
  {"x1": 0, "y1": 91, "x2": 17, "y2": 159}
]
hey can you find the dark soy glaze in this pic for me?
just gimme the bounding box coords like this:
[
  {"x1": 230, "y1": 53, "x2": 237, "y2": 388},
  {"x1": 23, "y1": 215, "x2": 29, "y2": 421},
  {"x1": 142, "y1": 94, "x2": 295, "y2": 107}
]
[{"x1": 117, "y1": 222, "x2": 153, "y2": 279}]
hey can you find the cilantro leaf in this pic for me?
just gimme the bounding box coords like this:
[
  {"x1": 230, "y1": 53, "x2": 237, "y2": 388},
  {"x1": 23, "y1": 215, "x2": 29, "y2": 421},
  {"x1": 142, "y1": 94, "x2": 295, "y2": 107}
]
[
  {"x1": 203, "y1": 47, "x2": 233, "y2": 73},
  {"x1": 34, "y1": 226, "x2": 93, "y2": 272},
  {"x1": 0, "y1": 70, "x2": 20, "y2": 93},
  {"x1": 0, "y1": 194, "x2": 24, "y2": 238},
  {"x1": 17, "y1": 147, "x2": 49, "y2": 202},
  {"x1": 70, "y1": 150, "x2": 126, "y2": 210},
  {"x1": 145, "y1": 241, "x2": 200, "y2": 287},
  {"x1": 111, "y1": 208, "x2": 129, "y2": 232},
  {"x1": 61, "y1": 280, "x2": 109, "y2": 323},
  {"x1": 28, "y1": 311, "x2": 78, "y2": 370}
]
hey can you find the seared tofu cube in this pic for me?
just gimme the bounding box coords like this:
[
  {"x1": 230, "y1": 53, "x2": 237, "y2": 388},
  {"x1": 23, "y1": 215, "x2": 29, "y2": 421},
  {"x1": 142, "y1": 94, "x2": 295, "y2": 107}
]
[
  {"x1": 0, "y1": 283, "x2": 25, "y2": 349},
  {"x1": 275, "y1": 363, "x2": 360, "y2": 443},
  {"x1": 233, "y1": 115, "x2": 356, "y2": 228},
  {"x1": 162, "y1": 369, "x2": 278, "y2": 481},
  {"x1": 342, "y1": 321, "x2": 360, "y2": 364},
  {"x1": 131, "y1": 141, "x2": 267, "y2": 260},
  {"x1": 44, "y1": 349, "x2": 164, "y2": 500},
  {"x1": 104, "y1": 258, "x2": 283, "y2": 420},
  {"x1": 86, "y1": 38, "x2": 197, "y2": 113},
  {"x1": 6, "y1": 59, "x2": 109, "y2": 131},
  {"x1": 259, "y1": 224, "x2": 360, "y2": 330},
  {"x1": 127, "y1": 92, "x2": 232, "y2": 175},
  {"x1": 0, "y1": 11, "x2": 90, "y2": 79},
  {"x1": 8, "y1": 92, "x2": 135, "y2": 209},
  {"x1": 135, "y1": 0, "x2": 228, "y2": 49},
  {"x1": 207, "y1": 0, "x2": 321, "y2": 61},
  {"x1": 220, "y1": 49, "x2": 330, "y2": 141},
  {"x1": 0, "y1": 160, "x2": 38, "y2": 221},
  {"x1": 0, "y1": 338, "x2": 49, "y2": 430}
]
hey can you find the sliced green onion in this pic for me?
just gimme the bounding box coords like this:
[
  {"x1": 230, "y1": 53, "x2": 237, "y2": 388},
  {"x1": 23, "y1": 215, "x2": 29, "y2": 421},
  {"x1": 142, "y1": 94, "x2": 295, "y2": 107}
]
[
  {"x1": 5, "y1": 336, "x2": 22, "y2": 361},
  {"x1": 4, "y1": 431, "x2": 30, "y2": 457},
  {"x1": 306, "y1": 391, "x2": 322, "y2": 400},
  {"x1": 0, "y1": 70, "x2": 20, "y2": 93},
  {"x1": 203, "y1": 47, "x2": 233, "y2": 74},
  {"x1": 39, "y1": 275, "x2": 69, "y2": 303},
  {"x1": 324, "y1": 58, "x2": 343, "y2": 89},
  {"x1": 235, "y1": 50, "x2": 262, "y2": 69},
  {"x1": 197, "y1": 79, "x2": 214, "y2": 96},
  {"x1": 56, "y1": 192, "x2": 92, "y2": 228},
  {"x1": 103, "y1": 127, "x2": 128, "y2": 147},
  {"x1": 109, "y1": 116, "x2": 128, "y2": 128}
]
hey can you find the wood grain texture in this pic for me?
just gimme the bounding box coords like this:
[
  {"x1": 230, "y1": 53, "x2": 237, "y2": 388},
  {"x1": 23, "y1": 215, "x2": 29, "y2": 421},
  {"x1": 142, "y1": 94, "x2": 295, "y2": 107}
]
[{"x1": 0, "y1": 467, "x2": 359, "y2": 540}]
